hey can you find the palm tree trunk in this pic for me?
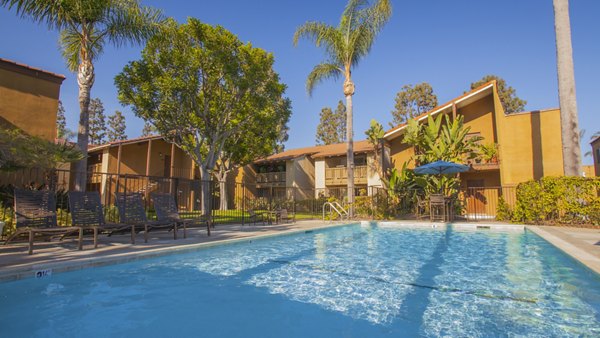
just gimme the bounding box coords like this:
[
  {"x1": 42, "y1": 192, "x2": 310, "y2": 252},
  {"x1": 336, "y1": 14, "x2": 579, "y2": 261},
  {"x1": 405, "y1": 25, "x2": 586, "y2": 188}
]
[
  {"x1": 344, "y1": 79, "x2": 355, "y2": 217},
  {"x1": 73, "y1": 59, "x2": 95, "y2": 191},
  {"x1": 553, "y1": 0, "x2": 582, "y2": 176}
]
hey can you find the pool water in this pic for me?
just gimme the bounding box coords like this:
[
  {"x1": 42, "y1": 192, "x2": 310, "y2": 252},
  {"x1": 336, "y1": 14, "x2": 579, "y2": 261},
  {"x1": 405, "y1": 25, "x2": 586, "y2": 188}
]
[{"x1": 1, "y1": 223, "x2": 600, "y2": 337}]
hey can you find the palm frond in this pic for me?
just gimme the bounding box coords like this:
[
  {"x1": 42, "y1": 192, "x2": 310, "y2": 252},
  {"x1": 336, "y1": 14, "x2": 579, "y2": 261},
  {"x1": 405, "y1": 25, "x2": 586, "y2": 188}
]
[
  {"x1": 1, "y1": 0, "x2": 72, "y2": 30},
  {"x1": 60, "y1": 26, "x2": 104, "y2": 72},
  {"x1": 101, "y1": 0, "x2": 163, "y2": 48},
  {"x1": 306, "y1": 63, "x2": 343, "y2": 96}
]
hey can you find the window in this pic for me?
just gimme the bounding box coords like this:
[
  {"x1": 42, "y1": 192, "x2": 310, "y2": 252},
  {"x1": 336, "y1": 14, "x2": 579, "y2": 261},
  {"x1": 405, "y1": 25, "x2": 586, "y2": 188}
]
[{"x1": 596, "y1": 148, "x2": 600, "y2": 164}]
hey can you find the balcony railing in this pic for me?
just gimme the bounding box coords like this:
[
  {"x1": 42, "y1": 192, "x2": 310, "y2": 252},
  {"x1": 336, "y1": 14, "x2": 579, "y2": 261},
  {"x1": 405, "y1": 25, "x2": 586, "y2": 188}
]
[
  {"x1": 87, "y1": 163, "x2": 103, "y2": 183},
  {"x1": 467, "y1": 156, "x2": 500, "y2": 170},
  {"x1": 325, "y1": 165, "x2": 368, "y2": 186},
  {"x1": 256, "y1": 171, "x2": 286, "y2": 185}
]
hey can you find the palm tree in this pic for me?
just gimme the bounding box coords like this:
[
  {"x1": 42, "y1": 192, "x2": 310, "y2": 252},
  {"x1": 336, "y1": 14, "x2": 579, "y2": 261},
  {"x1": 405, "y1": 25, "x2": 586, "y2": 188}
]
[
  {"x1": 553, "y1": 0, "x2": 582, "y2": 176},
  {"x1": 293, "y1": 0, "x2": 392, "y2": 216},
  {"x1": 1, "y1": 0, "x2": 163, "y2": 190}
]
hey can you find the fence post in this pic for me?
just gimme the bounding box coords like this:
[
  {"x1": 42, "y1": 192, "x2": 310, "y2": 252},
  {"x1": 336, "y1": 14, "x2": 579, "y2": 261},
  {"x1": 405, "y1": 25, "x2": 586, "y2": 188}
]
[{"x1": 242, "y1": 182, "x2": 245, "y2": 226}]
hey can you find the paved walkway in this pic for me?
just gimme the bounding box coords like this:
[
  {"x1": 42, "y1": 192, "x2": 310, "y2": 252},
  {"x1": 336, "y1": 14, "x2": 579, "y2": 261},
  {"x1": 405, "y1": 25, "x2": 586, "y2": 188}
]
[
  {"x1": 527, "y1": 226, "x2": 600, "y2": 274},
  {"x1": 0, "y1": 220, "x2": 349, "y2": 282}
]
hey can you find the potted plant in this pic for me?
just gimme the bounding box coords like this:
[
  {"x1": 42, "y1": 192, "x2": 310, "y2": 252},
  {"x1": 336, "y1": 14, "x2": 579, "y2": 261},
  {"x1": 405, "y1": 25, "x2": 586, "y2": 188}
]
[{"x1": 480, "y1": 143, "x2": 498, "y2": 163}]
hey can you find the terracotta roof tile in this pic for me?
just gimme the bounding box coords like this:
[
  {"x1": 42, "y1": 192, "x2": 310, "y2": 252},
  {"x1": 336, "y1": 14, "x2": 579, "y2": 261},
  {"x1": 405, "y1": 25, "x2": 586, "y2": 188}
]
[
  {"x1": 0, "y1": 58, "x2": 66, "y2": 81},
  {"x1": 255, "y1": 140, "x2": 374, "y2": 163}
]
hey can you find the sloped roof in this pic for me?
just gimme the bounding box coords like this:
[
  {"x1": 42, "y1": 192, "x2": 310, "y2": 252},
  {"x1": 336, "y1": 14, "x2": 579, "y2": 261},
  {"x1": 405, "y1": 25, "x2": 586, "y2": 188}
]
[
  {"x1": 255, "y1": 140, "x2": 374, "y2": 164},
  {"x1": 383, "y1": 81, "x2": 496, "y2": 140},
  {"x1": 88, "y1": 134, "x2": 164, "y2": 152},
  {"x1": 0, "y1": 58, "x2": 66, "y2": 83}
]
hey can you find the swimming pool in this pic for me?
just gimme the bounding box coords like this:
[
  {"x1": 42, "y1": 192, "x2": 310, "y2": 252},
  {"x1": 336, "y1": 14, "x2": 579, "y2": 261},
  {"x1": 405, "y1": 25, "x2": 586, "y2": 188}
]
[{"x1": 1, "y1": 222, "x2": 599, "y2": 337}]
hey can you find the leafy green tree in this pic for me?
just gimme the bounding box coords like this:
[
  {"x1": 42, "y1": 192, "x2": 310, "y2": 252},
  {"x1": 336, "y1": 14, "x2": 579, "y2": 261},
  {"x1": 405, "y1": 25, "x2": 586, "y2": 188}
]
[
  {"x1": 316, "y1": 101, "x2": 346, "y2": 145},
  {"x1": 0, "y1": 128, "x2": 82, "y2": 171},
  {"x1": 391, "y1": 82, "x2": 438, "y2": 126},
  {"x1": 116, "y1": 18, "x2": 289, "y2": 214},
  {"x1": 56, "y1": 101, "x2": 75, "y2": 140},
  {"x1": 107, "y1": 110, "x2": 127, "y2": 142},
  {"x1": 553, "y1": 0, "x2": 582, "y2": 176},
  {"x1": 213, "y1": 98, "x2": 291, "y2": 210},
  {"x1": 403, "y1": 114, "x2": 482, "y2": 194},
  {"x1": 364, "y1": 119, "x2": 384, "y2": 178},
  {"x1": 88, "y1": 98, "x2": 106, "y2": 145},
  {"x1": 470, "y1": 75, "x2": 526, "y2": 114},
  {"x1": 56, "y1": 100, "x2": 67, "y2": 139},
  {"x1": 293, "y1": 0, "x2": 392, "y2": 216},
  {"x1": 141, "y1": 121, "x2": 157, "y2": 136},
  {"x1": 1, "y1": 0, "x2": 163, "y2": 190}
]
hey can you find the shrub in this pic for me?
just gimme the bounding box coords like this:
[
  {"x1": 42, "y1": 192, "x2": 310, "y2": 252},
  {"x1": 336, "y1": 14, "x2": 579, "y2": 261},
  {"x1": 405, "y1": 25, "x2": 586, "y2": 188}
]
[
  {"x1": 512, "y1": 176, "x2": 600, "y2": 225},
  {"x1": 495, "y1": 196, "x2": 513, "y2": 221}
]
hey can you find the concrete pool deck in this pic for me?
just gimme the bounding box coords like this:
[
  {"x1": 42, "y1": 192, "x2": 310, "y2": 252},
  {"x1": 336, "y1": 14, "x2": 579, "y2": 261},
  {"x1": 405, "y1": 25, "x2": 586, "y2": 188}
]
[
  {"x1": 1, "y1": 220, "x2": 599, "y2": 281},
  {"x1": 0, "y1": 220, "x2": 352, "y2": 282}
]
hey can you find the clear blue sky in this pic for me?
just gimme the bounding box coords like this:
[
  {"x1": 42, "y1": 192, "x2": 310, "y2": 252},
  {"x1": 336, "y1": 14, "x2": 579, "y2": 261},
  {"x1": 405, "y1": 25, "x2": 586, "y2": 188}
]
[{"x1": 1, "y1": 0, "x2": 599, "y2": 164}]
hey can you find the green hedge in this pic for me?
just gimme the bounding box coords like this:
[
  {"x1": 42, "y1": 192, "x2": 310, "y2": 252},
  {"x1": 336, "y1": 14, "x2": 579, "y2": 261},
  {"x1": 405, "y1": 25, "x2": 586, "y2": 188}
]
[{"x1": 512, "y1": 176, "x2": 600, "y2": 225}]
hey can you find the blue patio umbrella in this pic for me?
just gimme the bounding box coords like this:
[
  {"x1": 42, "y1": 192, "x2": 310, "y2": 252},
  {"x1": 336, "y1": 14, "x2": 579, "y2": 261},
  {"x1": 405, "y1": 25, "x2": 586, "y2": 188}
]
[{"x1": 413, "y1": 160, "x2": 470, "y2": 175}]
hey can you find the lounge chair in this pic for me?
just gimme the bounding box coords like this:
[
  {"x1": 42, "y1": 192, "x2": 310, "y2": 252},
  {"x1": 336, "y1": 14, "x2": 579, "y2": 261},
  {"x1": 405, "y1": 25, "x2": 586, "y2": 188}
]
[
  {"x1": 278, "y1": 208, "x2": 295, "y2": 223},
  {"x1": 115, "y1": 192, "x2": 177, "y2": 243},
  {"x1": 5, "y1": 189, "x2": 83, "y2": 255},
  {"x1": 151, "y1": 192, "x2": 210, "y2": 237},
  {"x1": 247, "y1": 209, "x2": 266, "y2": 225},
  {"x1": 68, "y1": 191, "x2": 136, "y2": 247}
]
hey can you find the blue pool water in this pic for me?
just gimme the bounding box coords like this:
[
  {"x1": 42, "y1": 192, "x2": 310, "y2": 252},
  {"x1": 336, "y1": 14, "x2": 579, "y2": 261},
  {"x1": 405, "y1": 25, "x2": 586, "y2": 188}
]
[{"x1": 1, "y1": 223, "x2": 600, "y2": 337}]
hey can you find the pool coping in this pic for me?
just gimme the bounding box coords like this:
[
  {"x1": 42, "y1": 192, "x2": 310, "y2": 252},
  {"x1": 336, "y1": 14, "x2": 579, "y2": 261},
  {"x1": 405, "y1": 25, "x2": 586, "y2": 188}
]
[
  {"x1": 526, "y1": 226, "x2": 600, "y2": 275},
  {"x1": 3, "y1": 220, "x2": 598, "y2": 282},
  {"x1": 0, "y1": 221, "x2": 357, "y2": 282}
]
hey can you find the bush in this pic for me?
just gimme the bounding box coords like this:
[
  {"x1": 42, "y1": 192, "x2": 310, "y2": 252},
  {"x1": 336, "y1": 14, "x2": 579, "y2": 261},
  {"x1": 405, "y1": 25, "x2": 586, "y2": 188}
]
[
  {"x1": 496, "y1": 196, "x2": 513, "y2": 221},
  {"x1": 512, "y1": 176, "x2": 600, "y2": 225}
]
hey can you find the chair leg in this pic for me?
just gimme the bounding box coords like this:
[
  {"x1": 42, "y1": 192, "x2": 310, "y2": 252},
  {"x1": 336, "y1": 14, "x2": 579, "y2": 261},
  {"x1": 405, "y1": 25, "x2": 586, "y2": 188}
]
[
  {"x1": 94, "y1": 227, "x2": 98, "y2": 249},
  {"x1": 28, "y1": 230, "x2": 34, "y2": 255},
  {"x1": 144, "y1": 224, "x2": 149, "y2": 243},
  {"x1": 131, "y1": 225, "x2": 135, "y2": 245},
  {"x1": 183, "y1": 223, "x2": 187, "y2": 239},
  {"x1": 174, "y1": 223, "x2": 178, "y2": 240},
  {"x1": 78, "y1": 228, "x2": 83, "y2": 250}
]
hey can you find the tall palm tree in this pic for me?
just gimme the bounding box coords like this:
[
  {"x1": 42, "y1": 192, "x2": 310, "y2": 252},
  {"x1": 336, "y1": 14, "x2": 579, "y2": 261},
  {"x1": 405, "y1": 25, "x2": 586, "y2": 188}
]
[
  {"x1": 553, "y1": 0, "x2": 582, "y2": 176},
  {"x1": 293, "y1": 0, "x2": 392, "y2": 216},
  {"x1": 1, "y1": 0, "x2": 163, "y2": 190}
]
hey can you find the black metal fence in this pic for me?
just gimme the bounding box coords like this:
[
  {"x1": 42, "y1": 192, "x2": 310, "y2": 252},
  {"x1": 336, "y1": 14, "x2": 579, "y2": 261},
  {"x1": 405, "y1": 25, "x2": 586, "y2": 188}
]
[{"x1": 0, "y1": 168, "x2": 519, "y2": 237}]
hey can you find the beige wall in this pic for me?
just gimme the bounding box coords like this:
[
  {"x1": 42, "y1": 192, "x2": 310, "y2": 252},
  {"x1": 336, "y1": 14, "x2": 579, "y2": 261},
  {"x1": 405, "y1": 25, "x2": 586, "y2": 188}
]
[
  {"x1": 289, "y1": 156, "x2": 315, "y2": 191},
  {"x1": 495, "y1": 108, "x2": 564, "y2": 185},
  {"x1": 0, "y1": 65, "x2": 63, "y2": 141}
]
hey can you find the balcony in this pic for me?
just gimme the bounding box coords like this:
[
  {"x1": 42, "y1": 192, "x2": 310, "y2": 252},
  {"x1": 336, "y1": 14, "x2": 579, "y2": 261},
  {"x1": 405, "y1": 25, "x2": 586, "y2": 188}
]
[
  {"x1": 87, "y1": 163, "x2": 103, "y2": 184},
  {"x1": 467, "y1": 156, "x2": 500, "y2": 171},
  {"x1": 256, "y1": 171, "x2": 286, "y2": 185},
  {"x1": 325, "y1": 165, "x2": 368, "y2": 186}
]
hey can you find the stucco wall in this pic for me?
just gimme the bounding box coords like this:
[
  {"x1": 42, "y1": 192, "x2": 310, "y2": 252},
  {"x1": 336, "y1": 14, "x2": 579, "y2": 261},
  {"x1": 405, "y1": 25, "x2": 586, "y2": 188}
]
[
  {"x1": 292, "y1": 156, "x2": 315, "y2": 192},
  {"x1": 0, "y1": 67, "x2": 62, "y2": 140},
  {"x1": 314, "y1": 159, "x2": 325, "y2": 191},
  {"x1": 496, "y1": 108, "x2": 564, "y2": 185},
  {"x1": 461, "y1": 95, "x2": 497, "y2": 144}
]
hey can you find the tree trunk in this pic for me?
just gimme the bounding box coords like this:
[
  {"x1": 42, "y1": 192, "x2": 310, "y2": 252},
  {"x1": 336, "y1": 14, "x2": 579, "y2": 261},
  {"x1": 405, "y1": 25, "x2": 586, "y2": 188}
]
[
  {"x1": 213, "y1": 170, "x2": 229, "y2": 211},
  {"x1": 199, "y1": 166, "x2": 212, "y2": 217},
  {"x1": 553, "y1": 0, "x2": 582, "y2": 176},
  {"x1": 73, "y1": 59, "x2": 95, "y2": 191},
  {"x1": 219, "y1": 180, "x2": 228, "y2": 211},
  {"x1": 344, "y1": 79, "x2": 355, "y2": 217}
]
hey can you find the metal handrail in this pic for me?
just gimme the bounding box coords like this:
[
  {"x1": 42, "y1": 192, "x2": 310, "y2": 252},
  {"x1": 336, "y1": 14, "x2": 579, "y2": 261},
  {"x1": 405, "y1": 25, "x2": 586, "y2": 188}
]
[{"x1": 322, "y1": 201, "x2": 348, "y2": 221}]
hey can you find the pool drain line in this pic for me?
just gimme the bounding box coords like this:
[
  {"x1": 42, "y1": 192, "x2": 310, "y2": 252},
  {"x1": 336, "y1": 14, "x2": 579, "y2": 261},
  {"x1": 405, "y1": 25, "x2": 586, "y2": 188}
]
[{"x1": 267, "y1": 259, "x2": 538, "y2": 304}]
